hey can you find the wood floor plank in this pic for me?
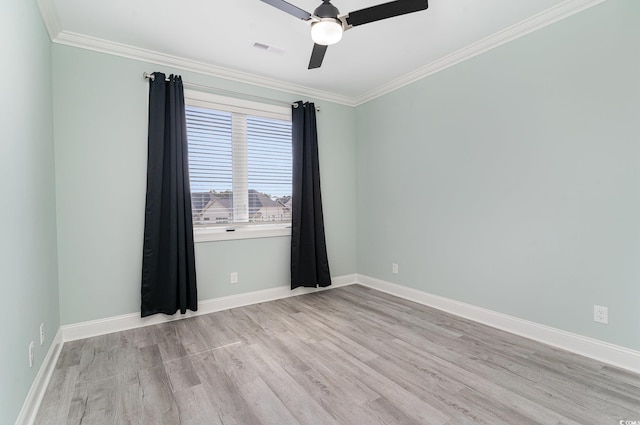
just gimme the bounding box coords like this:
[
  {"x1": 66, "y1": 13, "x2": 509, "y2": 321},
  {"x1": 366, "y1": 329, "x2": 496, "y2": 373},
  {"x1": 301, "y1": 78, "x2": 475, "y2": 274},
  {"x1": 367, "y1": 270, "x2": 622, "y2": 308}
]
[
  {"x1": 289, "y1": 367, "x2": 391, "y2": 425},
  {"x1": 188, "y1": 351, "x2": 264, "y2": 425},
  {"x1": 313, "y1": 339, "x2": 451, "y2": 425},
  {"x1": 171, "y1": 317, "x2": 210, "y2": 356},
  {"x1": 289, "y1": 310, "x2": 380, "y2": 362},
  {"x1": 135, "y1": 344, "x2": 163, "y2": 370},
  {"x1": 277, "y1": 330, "x2": 381, "y2": 406},
  {"x1": 364, "y1": 396, "x2": 425, "y2": 425},
  {"x1": 191, "y1": 314, "x2": 242, "y2": 350},
  {"x1": 35, "y1": 285, "x2": 640, "y2": 425},
  {"x1": 34, "y1": 366, "x2": 79, "y2": 425},
  {"x1": 173, "y1": 385, "x2": 225, "y2": 425},
  {"x1": 454, "y1": 387, "x2": 541, "y2": 425},
  {"x1": 164, "y1": 355, "x2": 201, "y2": 392},
  {"x1": 239, "y1": 376, "x2": 302, "y2": 425},
  {"x1": 247, "y1": 329, "x2": 313, "y2": 376},
  {"x1": 364, "y1": 354, "x2": 479, "y2": 422},
  {"x1": 151, "y1": 322, "x2": 191, "y2": 362},
  {"x1": 74, "y1": 333, "x2": 137, "y2": 384},
  {"x1": 136, "y1": 366, "x2": 181, "y2": 425},
  {"x1": 240, "y1": 342, "x2": 341, "y2": 425},
  {"x1": 54, "y1": 340, "x2": 84, "y2": 369}
]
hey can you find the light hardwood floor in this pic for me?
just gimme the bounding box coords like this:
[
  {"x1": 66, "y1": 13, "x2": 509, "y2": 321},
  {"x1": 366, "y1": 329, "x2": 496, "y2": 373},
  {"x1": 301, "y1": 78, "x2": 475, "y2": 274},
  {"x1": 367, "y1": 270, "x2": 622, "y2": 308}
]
[{"x1": 35, "y1": 285, "x2": 640, "y2": 424}]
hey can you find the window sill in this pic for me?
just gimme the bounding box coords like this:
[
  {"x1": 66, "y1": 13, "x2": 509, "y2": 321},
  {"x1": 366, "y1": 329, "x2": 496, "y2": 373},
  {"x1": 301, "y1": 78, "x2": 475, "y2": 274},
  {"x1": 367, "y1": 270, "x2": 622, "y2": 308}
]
[{"x1": 194, "y1": 224, "x2": 291, "y2": 243}]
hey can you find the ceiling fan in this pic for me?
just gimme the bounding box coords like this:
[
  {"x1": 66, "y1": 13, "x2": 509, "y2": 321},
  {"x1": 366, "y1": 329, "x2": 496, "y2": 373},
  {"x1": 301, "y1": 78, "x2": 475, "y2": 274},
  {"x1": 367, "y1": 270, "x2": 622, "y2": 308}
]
[{"x1": 260, "y1": 0, "x2": 429, "y2": 69}]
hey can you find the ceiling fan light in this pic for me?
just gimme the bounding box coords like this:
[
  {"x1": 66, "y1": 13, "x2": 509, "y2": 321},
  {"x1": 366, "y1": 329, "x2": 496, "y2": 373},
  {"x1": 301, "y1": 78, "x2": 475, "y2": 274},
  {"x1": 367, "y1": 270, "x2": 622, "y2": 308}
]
[{"x1": 311, "y1": 19, "x2": 343, "y2": 45}]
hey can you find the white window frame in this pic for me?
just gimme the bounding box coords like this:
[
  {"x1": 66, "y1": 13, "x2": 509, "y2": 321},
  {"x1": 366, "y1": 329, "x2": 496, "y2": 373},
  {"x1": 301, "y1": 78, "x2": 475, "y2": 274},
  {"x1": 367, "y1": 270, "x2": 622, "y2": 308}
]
[{"x1": 184, "y1": 90, "x2": 292, "y2": 243}]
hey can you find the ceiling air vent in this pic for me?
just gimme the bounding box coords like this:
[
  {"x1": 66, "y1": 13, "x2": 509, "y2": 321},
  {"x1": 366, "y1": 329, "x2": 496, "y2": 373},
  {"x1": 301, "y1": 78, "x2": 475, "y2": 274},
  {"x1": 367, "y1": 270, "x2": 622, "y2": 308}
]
[{"x1": 253, "y1": 42, "x2": 285, "y2": 56}]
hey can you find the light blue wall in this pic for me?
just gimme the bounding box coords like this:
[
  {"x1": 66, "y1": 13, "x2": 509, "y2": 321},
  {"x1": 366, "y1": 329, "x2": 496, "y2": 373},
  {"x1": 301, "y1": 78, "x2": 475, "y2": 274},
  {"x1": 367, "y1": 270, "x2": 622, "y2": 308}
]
[
  {"x1": 0, "y1": 1, "x2": 60, "y2": 423},
  {"x1": 9, "y1": 0, "x2": 639, "y2": 421},
  {"x1": 52, "y1": 45, "x2": 357, "y2": 325},
  {"x1": 356, "y1": 0, "x2": 640, "y2": 350}
]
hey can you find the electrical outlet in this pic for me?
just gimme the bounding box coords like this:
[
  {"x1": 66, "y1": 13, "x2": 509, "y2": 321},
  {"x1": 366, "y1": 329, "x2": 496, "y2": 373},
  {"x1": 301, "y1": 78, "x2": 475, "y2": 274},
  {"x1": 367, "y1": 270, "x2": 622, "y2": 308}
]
[
  {"x1": 28, "y1": 342, "x2": 34, "y2": 368},
  {"x1": 40, "y1": 323, "x2": 45, "y2": 345},
  {"x1": 230, "y1": 272, "x2": 238, "y2": 284},
  {"x1": 392, "y1": 263, "x2": 398, "y2": 274},
  {"x1": 594, "y1": 305, "x2": 608, "y2": 324}
]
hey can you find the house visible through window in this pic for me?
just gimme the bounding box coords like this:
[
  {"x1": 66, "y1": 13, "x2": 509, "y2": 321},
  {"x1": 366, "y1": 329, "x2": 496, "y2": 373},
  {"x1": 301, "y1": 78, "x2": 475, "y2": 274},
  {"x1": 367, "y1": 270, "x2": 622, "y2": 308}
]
[{"x1": 184, "y1": 91, "x2": 292, "y2": 232}]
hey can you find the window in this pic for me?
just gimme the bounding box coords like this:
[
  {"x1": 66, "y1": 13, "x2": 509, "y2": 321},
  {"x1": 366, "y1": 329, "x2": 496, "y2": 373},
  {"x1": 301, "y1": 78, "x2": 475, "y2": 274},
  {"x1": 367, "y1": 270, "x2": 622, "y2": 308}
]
[{"x1": 184, "y1": 91, "x2": 292, "y2": 242}]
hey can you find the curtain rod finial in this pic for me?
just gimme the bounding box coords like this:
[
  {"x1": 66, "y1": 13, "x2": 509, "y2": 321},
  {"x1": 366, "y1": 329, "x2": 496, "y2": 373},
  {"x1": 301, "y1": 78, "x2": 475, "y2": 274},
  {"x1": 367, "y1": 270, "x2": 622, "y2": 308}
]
[{"x1": 293, "y1": 101, "x2": 320, "y2": 112}]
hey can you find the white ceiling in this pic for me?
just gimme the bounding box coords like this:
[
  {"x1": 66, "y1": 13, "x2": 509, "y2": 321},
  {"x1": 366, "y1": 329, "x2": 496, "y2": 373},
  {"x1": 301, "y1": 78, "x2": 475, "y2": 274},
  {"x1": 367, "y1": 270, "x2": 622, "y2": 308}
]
[{"x1": 39, "y1": 0, "x2": 602, "y2": 104}]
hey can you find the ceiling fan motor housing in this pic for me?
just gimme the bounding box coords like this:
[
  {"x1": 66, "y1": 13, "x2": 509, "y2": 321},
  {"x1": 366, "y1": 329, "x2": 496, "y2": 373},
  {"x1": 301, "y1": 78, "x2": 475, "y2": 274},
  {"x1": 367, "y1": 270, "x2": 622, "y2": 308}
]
[{"x1": 314, "y1": 1, "x2": 340, "y2": 18}]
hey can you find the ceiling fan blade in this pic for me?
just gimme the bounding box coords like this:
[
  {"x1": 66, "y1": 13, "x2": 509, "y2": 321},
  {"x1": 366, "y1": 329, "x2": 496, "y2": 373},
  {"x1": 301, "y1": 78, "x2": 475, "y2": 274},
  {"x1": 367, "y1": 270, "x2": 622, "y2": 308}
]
[
  {"x1": 260, "y1": 0, "x2": 312, "y2": 20},
  {"x1": 308, "y1": 43, "x2": 328, "y2": 69},
  {"x1": 345, "y1": 0, "x2": 428, "y2": 27}
]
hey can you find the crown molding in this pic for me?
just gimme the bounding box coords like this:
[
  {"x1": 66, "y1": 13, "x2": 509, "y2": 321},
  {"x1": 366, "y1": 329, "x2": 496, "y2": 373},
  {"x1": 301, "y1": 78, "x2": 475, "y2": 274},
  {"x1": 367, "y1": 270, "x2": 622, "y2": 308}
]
[
  {"x1": 36, "y1": 0, "x2": 62, "y2": 40},
  {"x1": 352, "y1": 0, "x2": 608, "y2": 105},
  {"x1": 38, "y1": 0, "x2": 607, "y2": 107},
  {"x1": 52, "y1": 31, "x2": 356, "y2": 107}
]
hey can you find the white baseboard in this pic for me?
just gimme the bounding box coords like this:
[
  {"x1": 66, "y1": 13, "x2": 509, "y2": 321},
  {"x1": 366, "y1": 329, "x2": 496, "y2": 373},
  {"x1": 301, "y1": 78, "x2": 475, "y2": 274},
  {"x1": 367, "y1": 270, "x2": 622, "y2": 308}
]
[
  {"x1": 14, "y1": 328, "x2": 63, "y2": 425},
  {"x1": 61, "y1": 274, "x2": 357, "y2": 342},
  {"x1": 356, "y1": 274, "x2": 640, "y2": 374},
  {"x1": 21, "y1": 272, "x2": 638, "y2": 425}
]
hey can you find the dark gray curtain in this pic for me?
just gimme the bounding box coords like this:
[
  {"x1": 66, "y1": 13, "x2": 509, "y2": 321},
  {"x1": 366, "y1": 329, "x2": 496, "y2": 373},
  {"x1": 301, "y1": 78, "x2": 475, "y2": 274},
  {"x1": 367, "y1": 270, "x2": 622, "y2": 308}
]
[
  {"x1": 141, "y1": 72, "x2": 197, "y2": 317},
  {"x1": 291, "y1": 101, "x2": 331, "y2": 289}
]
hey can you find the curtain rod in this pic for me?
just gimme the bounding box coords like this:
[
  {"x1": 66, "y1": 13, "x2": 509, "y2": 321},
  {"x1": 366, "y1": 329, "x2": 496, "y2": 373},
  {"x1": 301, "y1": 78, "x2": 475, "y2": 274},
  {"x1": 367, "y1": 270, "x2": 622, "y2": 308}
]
[{"x1": 143, "y1": 72, "x2": 319, "y2": 111}]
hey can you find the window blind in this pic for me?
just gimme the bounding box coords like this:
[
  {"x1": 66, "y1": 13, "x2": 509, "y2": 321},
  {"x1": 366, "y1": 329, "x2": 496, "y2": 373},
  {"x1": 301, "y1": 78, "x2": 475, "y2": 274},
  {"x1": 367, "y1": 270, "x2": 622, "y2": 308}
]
[
  {"x1": 247, "y1": 115, "x2": 292, "y2": 223},
  {"x1": 185, "y1": 103, "x2": 292, "y2": 227}
]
